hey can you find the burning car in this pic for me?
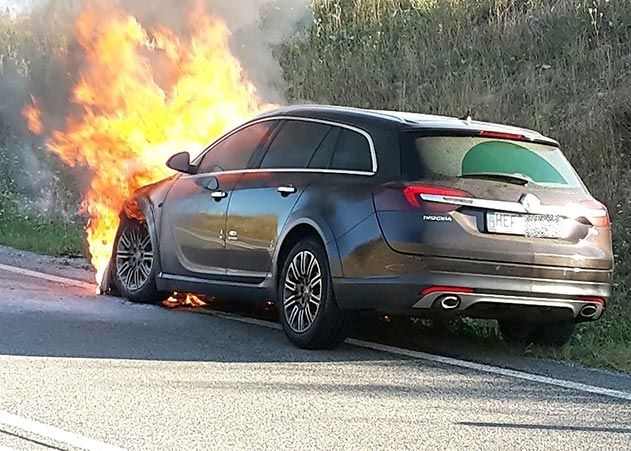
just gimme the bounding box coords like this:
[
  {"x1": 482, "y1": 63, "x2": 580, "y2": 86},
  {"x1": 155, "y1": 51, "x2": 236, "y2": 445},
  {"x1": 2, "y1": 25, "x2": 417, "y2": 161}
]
[{"x1": 108, "y1": 105, "x2": 613, "y2": 349}]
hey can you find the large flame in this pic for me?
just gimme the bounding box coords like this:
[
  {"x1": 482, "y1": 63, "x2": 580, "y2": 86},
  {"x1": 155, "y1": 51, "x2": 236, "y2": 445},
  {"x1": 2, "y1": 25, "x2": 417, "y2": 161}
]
[{"x1": 25, "y1": 3, "x2": 272, "y2": 286}]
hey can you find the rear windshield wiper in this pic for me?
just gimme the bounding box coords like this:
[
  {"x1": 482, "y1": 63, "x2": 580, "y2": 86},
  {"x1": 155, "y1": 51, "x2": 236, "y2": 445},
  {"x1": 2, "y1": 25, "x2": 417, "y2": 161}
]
[{"x1": 460, "y1": 173, "x2": 530, "y2": 186}]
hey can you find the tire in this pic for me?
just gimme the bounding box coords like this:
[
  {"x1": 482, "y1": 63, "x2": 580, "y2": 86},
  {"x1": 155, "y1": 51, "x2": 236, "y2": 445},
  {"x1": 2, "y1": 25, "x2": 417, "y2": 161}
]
[
  {"x1": 112, "y1": 218, "x2": 169, "y2": 305},
  {"x1": 277, "y1": 238, "x2": 348, "y2": 349},
  {"x1": 499, "y1": 320, "x2": 575, "y2": 347}
]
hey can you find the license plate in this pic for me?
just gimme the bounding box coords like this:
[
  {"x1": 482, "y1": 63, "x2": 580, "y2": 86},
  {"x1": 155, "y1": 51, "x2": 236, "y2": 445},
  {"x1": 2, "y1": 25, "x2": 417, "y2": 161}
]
[{"x1": 487, "y1": 212, "x2": 564, "y2": 238}]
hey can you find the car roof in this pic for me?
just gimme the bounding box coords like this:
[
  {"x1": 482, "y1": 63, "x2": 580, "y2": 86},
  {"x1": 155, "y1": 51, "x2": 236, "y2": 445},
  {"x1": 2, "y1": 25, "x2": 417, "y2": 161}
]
[{"x1": 257, "y1": 104, "x2": 559, "y2": 146}]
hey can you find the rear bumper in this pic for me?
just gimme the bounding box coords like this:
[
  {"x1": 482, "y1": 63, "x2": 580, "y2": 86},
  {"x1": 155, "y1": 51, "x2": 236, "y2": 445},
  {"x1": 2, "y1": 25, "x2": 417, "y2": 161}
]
[
  {"x1": 412, "y1": 290, "x2": 605, "y2": 321},
  {"x1": 333, "y1": 255, "x2": 612, "y2": 322}
]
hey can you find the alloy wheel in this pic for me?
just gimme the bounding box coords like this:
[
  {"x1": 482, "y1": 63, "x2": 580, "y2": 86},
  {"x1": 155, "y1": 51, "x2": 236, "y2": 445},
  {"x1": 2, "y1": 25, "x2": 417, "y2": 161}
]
[
  {"x1": 116, "y1": 223, "x2": 154, "y2": 292},
  {"x1": 283, "y1": 250, "x2": 322, "y2": 333}
]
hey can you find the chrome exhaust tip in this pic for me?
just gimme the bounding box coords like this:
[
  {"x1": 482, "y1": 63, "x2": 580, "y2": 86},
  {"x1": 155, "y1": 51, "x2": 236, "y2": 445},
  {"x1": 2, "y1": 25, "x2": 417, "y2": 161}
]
[
  {"x1": 440, "y1": 295, "x2": 461, "y2": 310},
  {"x1": 580, "y1": 304, "x2": 599, "y2": 319}
]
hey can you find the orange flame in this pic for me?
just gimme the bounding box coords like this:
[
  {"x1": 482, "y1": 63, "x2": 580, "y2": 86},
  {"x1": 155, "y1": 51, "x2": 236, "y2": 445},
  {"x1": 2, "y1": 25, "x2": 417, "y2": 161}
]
[
  {"x1": 24, "y1": 3, "x2": 273, "y2": 286},
  {"x1": 163, "y1": 293, "x2": 209, "y2": 309},
  {"x1": 23, "y1": 96, "x2": 43, "y2": 135}
]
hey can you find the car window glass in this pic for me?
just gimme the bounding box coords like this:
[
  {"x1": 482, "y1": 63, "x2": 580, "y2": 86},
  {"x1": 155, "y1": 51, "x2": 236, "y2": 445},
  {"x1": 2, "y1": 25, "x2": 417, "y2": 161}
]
[
  {"x1": 410, "y1": 136, "x2": 582, "y2": 188},
  {"x1": 308, "y1": 127, "x2": 340, "y2": 169},
  {"x1": 260, "y1": 121, "x2": 332, "y2": 169},
  {"x1": 198, "y1": 121, "x2": 276, "y2": 173},
  {"x1": 330, "y1": 129, "x2": 373, "y2": 172}
]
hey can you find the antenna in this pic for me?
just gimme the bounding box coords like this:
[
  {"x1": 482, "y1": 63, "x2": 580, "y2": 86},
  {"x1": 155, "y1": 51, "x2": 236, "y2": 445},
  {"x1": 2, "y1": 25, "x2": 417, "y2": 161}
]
[{"x1": 460, "y1": 108, "x2": 473, "y2": 124}]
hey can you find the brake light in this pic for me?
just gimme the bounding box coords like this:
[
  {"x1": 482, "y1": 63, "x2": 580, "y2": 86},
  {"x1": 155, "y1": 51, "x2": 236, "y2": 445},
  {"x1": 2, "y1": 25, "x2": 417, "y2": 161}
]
[
  {"x1": 403, "y1": 184, "x2": 472, "y2": 208},
  {"x1": 579, "y1": 199, "x2": 610, "y2": 227},
  {"x1": 420, "y1": 286, "x2": 474, "y2": 296},
  {"x1": 479, "y1": 130, "x2": 527, "y2": 141}
]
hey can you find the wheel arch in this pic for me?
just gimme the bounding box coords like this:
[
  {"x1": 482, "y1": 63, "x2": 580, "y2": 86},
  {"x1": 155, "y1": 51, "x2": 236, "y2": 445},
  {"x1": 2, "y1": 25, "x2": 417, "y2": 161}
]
[
  {"x1": 273, "y1": 217, "x2": 343, "y2": 288},
  {"x1": 103, "y1": 195, "x2": 163, "y2": 293}
]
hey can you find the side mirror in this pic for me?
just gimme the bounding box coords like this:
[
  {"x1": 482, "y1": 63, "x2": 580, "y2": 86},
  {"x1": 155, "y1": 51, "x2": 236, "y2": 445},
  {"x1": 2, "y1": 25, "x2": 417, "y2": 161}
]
[{"x1": 167, "y1": 152, "x2": 194, "y2": 174}]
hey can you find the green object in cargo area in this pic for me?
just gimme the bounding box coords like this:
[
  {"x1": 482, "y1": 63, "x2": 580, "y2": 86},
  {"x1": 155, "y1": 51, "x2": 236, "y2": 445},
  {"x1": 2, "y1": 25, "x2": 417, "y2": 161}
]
[{"x1": 462, "y1": 140, "x2": 566, "y2": 184}]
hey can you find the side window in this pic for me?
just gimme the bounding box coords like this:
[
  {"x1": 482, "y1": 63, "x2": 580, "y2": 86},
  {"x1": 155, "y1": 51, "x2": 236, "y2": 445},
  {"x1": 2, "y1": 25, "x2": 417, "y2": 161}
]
[
  {"x1": 197, "y1": 121, "x2": 276, "y2": 174},
  {"x1": 308, "y1": 127, "x2": 340, "y2": 169},
  {"x1": 330, "y1": 129, "x2": 373, "y2": 172},
  {"x1": 260, "y1": 120, "x2": 332, "y2": 169}
]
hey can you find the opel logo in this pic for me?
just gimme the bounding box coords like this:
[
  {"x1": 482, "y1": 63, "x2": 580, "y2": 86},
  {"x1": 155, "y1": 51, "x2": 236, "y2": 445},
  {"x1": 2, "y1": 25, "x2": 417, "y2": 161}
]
[{"x1": 520, "y1": 193, "x2": 541, "y2": 212}]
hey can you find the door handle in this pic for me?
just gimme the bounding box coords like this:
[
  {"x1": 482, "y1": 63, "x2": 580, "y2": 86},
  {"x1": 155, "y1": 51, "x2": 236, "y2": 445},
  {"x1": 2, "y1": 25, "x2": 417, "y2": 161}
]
[
  {"x1": 277, "y1": 185, "x2": 297, "y2": 195},
  {"x1": 211, "y1": 190, "x2": 228, "y2": 200}
]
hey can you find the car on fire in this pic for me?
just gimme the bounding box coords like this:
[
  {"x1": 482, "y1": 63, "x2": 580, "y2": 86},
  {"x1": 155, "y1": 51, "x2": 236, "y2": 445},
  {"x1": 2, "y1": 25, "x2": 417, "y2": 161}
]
[{"x1": 110, "y1": 105, "x2": 613, "y2": 349}]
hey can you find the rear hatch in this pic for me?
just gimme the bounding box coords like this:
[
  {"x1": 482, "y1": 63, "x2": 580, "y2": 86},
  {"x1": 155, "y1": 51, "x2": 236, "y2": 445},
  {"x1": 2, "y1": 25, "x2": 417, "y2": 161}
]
[{"x1": 374, "y1": 130, "x2": 613, "y2": 270}]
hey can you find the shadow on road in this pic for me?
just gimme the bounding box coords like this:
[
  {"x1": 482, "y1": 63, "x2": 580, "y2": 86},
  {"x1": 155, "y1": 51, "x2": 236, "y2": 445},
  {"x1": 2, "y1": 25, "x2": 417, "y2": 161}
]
[{"x1": 1, "y1": 274, "x2": 630, "y2": 404}]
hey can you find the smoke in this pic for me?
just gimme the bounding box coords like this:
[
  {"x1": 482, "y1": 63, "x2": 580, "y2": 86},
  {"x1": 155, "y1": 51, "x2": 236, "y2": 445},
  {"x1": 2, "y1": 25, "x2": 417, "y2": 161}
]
[
  {"x1": 118, "y1": 0, "x2": 312, "y2": 102},
  {"x1": 0, "y1": 0, "x2": 311, "y2": 215}
]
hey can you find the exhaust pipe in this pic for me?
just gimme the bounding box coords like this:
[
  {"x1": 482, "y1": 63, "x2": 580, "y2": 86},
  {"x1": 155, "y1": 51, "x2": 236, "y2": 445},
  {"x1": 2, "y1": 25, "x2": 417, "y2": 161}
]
[
  {"x1": 580, "y1": 304, "x2": 598, "y2": 319},
  {"x1": 440, "y1": 295, "x2": 461, "y2": 310}
]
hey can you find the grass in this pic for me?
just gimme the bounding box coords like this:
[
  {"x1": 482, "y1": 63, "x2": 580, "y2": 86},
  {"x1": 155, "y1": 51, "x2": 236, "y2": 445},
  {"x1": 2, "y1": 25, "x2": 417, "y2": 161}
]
[
  {"x1": 454, "y1": 319, "x2": 631, "y2": 373},
  {"x1": 281, "y1": 0, "x2": 631, "y2": 372},
  {"x1": 0, "y1": 188, "x2": 84, "y2": 257}
]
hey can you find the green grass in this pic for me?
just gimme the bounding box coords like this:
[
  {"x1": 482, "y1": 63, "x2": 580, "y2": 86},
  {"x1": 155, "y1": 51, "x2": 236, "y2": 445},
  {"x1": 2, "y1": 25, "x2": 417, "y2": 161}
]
[
  {"x1": 0, "y1": 190, "x2": 84, "y2": 257},
  {"x1": 451, "y1": 318, "x2": 631, "y2": 373}
]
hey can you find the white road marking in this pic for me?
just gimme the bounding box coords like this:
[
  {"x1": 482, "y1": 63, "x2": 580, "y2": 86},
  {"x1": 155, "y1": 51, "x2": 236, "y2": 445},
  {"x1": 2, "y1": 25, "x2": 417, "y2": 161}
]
[
  {"x1": 2, "y1": 263, "x2": 630, "y2": 403},
  {"x1": 209, "y1": 312, "x2": 631, "y2": 402},
  {"x1": 346, "y1": 339, "x2": 631, "y2": 402},
  {"x1": 0, "y1": 263, "x2": 95, "y2": 291},
  {"x1": 0, "y1": 410, "x2": 124, "y2": 451}
]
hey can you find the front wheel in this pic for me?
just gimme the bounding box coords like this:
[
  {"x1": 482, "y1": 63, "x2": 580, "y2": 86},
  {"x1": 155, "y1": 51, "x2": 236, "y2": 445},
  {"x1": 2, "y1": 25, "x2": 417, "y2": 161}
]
[
  {"x1": 112, "y1": 218, "x2": 169, "y2": 305},
  {"x1": 278, "y1": 239, "x2": 348, "y2": 349},
  {"x1": 499, "y1": 320, "x2": 575, "y2": 347}
]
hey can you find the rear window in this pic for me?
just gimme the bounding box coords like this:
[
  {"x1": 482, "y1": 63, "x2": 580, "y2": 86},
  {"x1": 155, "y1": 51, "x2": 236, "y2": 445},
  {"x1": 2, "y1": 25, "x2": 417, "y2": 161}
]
[{"x1": 406, "y1": 135, "x2": 582, "y2": 188}]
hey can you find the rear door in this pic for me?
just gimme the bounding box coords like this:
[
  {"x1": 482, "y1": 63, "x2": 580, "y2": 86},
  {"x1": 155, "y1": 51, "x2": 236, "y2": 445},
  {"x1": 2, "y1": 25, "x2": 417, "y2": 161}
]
[
  {"x1": 223, "y1": 119, "x2": 340, "y2": 280},
  {"x1": 374, "y1": 131, "x2": 612, "y2": 270},
  {"x1": 159, "y1": 121, "x2": 277, "y2": 279}
]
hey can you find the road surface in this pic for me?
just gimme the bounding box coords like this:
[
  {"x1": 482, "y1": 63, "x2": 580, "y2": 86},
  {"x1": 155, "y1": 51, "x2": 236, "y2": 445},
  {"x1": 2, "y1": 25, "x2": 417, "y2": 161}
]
[{"x1": 0, "y1": 260, "x2": 629, "y2": 449}]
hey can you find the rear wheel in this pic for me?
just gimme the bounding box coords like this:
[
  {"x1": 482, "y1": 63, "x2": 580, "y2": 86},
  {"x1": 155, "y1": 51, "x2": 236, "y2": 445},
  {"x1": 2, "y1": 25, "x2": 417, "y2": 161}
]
[
  {"x1": 278, "y1": 239, "x2": 348, "y2": 349},
  {"x1": 499, "y1": 320, "x2": 575, "y2": 347},
  {"x1": 113, "y1": 218, "x2": 169, "y2": 305}
]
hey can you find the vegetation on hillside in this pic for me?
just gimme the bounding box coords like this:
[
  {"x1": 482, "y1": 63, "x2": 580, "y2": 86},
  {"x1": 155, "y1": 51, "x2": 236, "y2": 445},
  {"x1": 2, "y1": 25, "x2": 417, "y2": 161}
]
[{"x1": 282, "y1": 0, "x2": 631, "y2": 370}]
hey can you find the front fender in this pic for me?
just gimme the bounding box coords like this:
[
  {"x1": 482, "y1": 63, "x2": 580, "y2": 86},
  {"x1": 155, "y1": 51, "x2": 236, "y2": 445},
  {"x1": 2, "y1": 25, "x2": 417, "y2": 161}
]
[{"x1": 101, "y1": 194, "x2": 164, "y2": 294}]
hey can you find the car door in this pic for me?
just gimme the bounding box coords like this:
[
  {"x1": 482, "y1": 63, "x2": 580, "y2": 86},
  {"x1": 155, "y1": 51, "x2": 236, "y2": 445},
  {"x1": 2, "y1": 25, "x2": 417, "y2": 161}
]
[
  {"x1": 223, "y1": 119, "x2": 340, "y2": 280},
  {"x1": 159, "y1": 120, "x2": 278, "y2": 279}
]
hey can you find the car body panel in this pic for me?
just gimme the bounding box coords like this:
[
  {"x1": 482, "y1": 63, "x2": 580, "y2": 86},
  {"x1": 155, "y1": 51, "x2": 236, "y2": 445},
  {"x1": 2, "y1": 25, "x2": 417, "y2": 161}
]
[
  {"x1": 159, "y1": 172, "x2": 243, "y2": 279},
  {"x1": 224, "y1": 171, "x2": 316, "y2": 280}
]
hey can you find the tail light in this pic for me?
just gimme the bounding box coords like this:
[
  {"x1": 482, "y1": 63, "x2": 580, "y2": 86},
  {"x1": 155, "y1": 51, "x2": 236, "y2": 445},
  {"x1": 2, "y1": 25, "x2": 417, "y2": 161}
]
[
  {"x1": 403, "y1": 184, "x2": 472, "y2": 211},
  {"x1": 579, "y1": 199, "x2": 610, "y2": 227}
]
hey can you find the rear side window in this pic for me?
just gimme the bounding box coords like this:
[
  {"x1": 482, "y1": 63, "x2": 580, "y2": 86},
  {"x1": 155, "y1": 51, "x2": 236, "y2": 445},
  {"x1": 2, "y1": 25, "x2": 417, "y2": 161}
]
[
  {"x1": 198, "y1": 121, "x2": 276, "y2": 173},
  {"x1": 260, "y1": 121, "x2": 332, "y2": 169},
  {"x1": 330, "y1": 129, "x2": 373, "y2": 172},
  {"x1": 405, "y1": 135, "x2": 582, "y2": 188}
]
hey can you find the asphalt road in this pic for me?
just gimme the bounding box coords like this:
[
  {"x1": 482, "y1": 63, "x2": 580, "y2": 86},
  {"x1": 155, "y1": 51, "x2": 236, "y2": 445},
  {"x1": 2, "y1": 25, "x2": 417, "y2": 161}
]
[{"x1": 0, "y1": 265, "x2": 630, "y2": 450}]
